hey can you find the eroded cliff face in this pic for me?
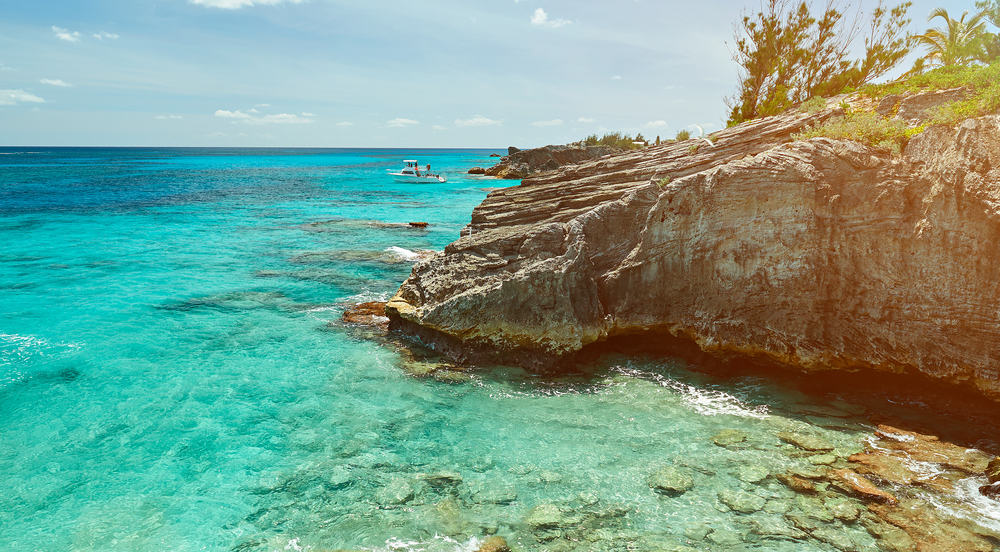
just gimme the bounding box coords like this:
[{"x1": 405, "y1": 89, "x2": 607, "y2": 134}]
[{"x1": 387, "y1": 103, "x2": 1000, "y2": 400}]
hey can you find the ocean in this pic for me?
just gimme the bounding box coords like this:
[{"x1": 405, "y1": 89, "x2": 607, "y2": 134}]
[{"x1": 1, "y1": 147, "x2": 996, "y2": 552}]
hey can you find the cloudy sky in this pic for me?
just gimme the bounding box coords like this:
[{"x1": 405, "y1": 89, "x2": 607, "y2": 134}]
[{"x1": 0, "y1": 0, "x2": 986, "y2": 147}]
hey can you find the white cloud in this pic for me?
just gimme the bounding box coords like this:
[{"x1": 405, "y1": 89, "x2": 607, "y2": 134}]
[
  {"x1": 189, "y1": 0, "x2": 304, "y2": 9},
  {"x1": 301, "y1": 112, "x2": 315, "y2": 117},
  {"x1": 40, "y1": 78, "x2": 72, "y2": 87},
  {"x1": 0, "y1": 89, "x2": 45, "y2": 106},
  {"x1": 335, "y1": 121, "x2": 354, "y2": 127},
  {"x1": 386, "y1": 117, "x2": 418, "y2": 128},
  {"x1": 611, "y1": 75, "x2": 623, "y2": 81},
  {"x1": 155, "y1": 114, "x2": 183, "y2": 120},
  {"x1": 644, "y1": 120, "x2": 668, "y2": 128},
  {"x1": 214, "y1": 108, "x2": 313, "y2": 124},
  {"x1": 530, "y1": 8, "x2": 571, "y2": 28},
  {"x1": 92, "y1": 31, "x2": 119, "y2": 40},
  {"x1": 52, "y1": 26, "x2": 81, "y2": 42},
  {"x1": 432, "y1": 125, "x2": 447, "y2": 131},
  {"x1": 454, "y1": 115, "x2": 501, "y2": 127},
  {"x1": 577, "y1": 117, "x2": 595, "y2": 123},
  {"x1": 0, "y1": 63, "x2": 13, "y2": 72},
  {"x1": 531, "y1": 118, "x2": 563, "y2": 127}
]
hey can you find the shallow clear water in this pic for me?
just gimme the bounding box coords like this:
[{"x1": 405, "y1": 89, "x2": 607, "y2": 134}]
[{"x1": 0, "y1": 148, "x2": 995, "y2": 552}]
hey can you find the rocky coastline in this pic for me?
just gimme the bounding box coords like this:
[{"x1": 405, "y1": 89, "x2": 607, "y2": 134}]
[{"x1": 387, "y1": 91, "x2": 1000, "y2": 404}]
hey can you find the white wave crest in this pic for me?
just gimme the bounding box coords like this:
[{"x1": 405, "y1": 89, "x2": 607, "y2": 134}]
[{"x1": 385, "y1": 246, "x2": 422, "y2": 262}]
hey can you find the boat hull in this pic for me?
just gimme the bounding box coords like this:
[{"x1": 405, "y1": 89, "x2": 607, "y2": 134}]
[{"x1": 390, "y1": 173, "x2": 446, "y2": 183}]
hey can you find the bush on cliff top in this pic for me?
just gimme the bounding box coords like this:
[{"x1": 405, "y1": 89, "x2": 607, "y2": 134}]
[
  {"x1": 582, "y1": 132, "x2": 644, "y2": 149},
  {"x1": 793, "y1": 111, "x2": 916, "y2": 154}
]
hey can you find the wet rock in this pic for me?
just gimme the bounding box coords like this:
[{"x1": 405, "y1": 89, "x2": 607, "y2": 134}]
[
  {"x1": 750, "y1": 517, "x2": 807, "y2": 541},
  {"x1": 832, "y1": 469, "x2": 898, "y2": 505},
  {"x1": 718, "y1": 489, "x2": 766, "y2": 513},
  {"x1": 788, "y1": 465, "x2": 826, "y2": 480},
  {"x1": 778, "y1": 431, "x2": 835, "y2": 452},
  {"x1": 431, "y1": 370, "x2": 473, "y2": 384},
  {"x1": 327, "y1": 467, "x2": 353, "y2": 489},
  {"x1": 474, "y1": 486, "x2": 518, "y2": 505},
  {"x1": 778, "y1": 473, "x2": 818, "y2": 494},
  {"x1": 874, "y1": 424, "x2": 991, "y2": 475},
  {"x1": 475, "y1": 536, "x2": 510, "y2": 552},
  {"x1": 524, "y1": 503, "x2": 564, "y2": 529},
  {"x1": 647, "y1": 466, "x2": 694, "y2": 496},
  {"x1": 408, "y1": 221, "x2": 429, "y2": 228},
  {"x1": 809, "y1": 454, "x2": 837, "y2": 466},
  {"x1": 980, "y1": 481, "x2": 1000, "y2": 498},
  {"x1": 986, "y1": 457, "x2": 1000, "y2": 484},
  {"x1": 812, "y1": 526, "x2": 862, "y2": 552},
  {"x1": 736, "y1": 465, "x2": 770, "y2": 484},
  {"x1": 538, "y1": 470, "x2": 563, "y2": 483},
  {"x1": 713, "y1": 429, "x2": 748, "y2": 448},
  {"x1": 868, "y1": 499, "x2": 999, "y2": 552},
  {"x1": 706, "y1": 528, "x2": 742, "y2": 546},
  {"x1": 825, "y1": 497, "x2": 861, "y2": 523},
  {"x1": 683, "y1": 523, "x2": 711, "y2": 540},
  {"x1": 764, "y1": 499, "x2": 791, "y2": 514},
  {"x1": 342, "y1": 301, "x2": 389, "y2": 327},
  {"x1": 420, "y1": 471, "x2": 463, "y2": 489},
  {"x1": 468, "y1": 167, "x2": 487, "y2": 175},
  {"x1": 794, "y1": 495, "x2": 834, "y2": 522},
  {"x1": 861, "y1": 515, "x2": 916, "y2": 552},
  {"x1": 375, "y1": 477, "x2": 416, "y2": 505}
]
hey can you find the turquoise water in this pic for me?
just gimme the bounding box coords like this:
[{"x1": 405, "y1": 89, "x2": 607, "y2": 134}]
[{"x1": 1, "y1": 148, "x2": 996, "y2": 552}]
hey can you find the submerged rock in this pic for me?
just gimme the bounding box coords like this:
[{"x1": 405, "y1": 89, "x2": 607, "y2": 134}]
[
  {"x1": 647, "y1": 466, "x2": 694, "y2": 496},
  {"x1": 778, "y1": 431, "x2": 834, "y2": 452},
  {"x1": 718, "y1": 489, "x2": 766, "y2": 513},
  {"x1": 736, "y1": 465, "x2": 770, "y2": 484},
  {"x1": 474, "y1": 536, "x2": 510, "y2": 552},
  {"x1": 524, "y1": 503, "x2": 564, "y2": 529},
  {"x1": 712, "y1": 429, "x2": 748, "y2": 448}
]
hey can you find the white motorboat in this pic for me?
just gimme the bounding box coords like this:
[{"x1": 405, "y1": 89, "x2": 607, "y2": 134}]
[{"x1": 387, "y1": 160, "x2": 447, "y2": 183}]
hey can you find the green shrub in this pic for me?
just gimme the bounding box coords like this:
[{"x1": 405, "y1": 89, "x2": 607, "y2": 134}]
[
  {"x1": 799, "y1": 96, "x2": 828, "y2": 113},
  {"x1": 688, "y1": 143, "x2": 700, "y2": 154},
  {"x1": 582, "y1": 132, "x2": 643, "y2": 150},
  {"x1": 792, "y1": 111, "x2": 912, "y2": 155},
  {"x1": 675, "y1": 129, "x2": 691, "y2": 141},
  {"x1": 656, "y1": 176, "x2": 671, "y2": 189}
]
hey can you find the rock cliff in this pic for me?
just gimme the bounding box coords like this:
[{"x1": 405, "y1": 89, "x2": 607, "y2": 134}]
[
  {"x1": 484, "y1": 144, "x2": 624, "y2": 179},
  {"x1": 387, "y1": 99, "x2": 1000, "y2": 400}
]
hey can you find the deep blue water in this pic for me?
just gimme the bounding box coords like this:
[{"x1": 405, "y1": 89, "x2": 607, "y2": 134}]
[{"x1": 2, "y1": 147, "x2": 997, "y2": 552}]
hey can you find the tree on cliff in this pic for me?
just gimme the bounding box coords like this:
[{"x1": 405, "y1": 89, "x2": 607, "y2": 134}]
[
  {"x1": 974, "y1": 0, "x2": 1000, "y2": 61},
  {"x1": 910, "y1": 8, "x2": 990, "y2": 68},
  {"x1": 727, "y1": 0, "x2": 912, "y2": 126}
]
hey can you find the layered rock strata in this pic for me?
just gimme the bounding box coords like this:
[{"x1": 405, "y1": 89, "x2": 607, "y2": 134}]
[
  {"x1": 387, "y1": 100, "x2": 1000, "y2": 400},
  {"x1": 484, "y1": 144, "x2": 624, "y2": 179}
]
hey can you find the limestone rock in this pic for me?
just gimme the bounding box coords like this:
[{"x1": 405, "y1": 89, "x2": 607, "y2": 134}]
[
  {"x1": 985, "y1": 457, "x2": 1000, "y2": 484},
  {"x1": 386, "y1": 106, "x2": 1000, "y2": 401},
  {"x1": 647, "y1": 466, "x2": 694, "y2": 496},
  {"x1": 832, "y1": 469, "x2": 898, "y2": 505},
  {"x1": 524, "y1": 503, "x2": 564, "y2": 529},
  {"x1": 475, "y1": 536, "x2": 510, "y2": 552},
  {"x1": 778, "y1": 432, "x2": 835, "y2": 452},
  {"x1": 718, "y1": 489, "x2": 766, "y2": 513},
  {"x1": 468, "y1": 167, "x2": 487, "y2": 175},
  {"x1": 712, "y1": 429, "x2": 748, "y2": 448},
  {"x1": 485, "y1": 144, "x2": 622, "y2": 180}
]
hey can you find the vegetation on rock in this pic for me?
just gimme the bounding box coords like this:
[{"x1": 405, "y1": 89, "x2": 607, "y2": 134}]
[{"x1": 728, "y1": 0, "x2": 913, "y2": 125}]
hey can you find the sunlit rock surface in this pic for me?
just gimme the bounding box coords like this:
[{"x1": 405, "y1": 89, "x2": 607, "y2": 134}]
[{"x1": 388, "y1": 104, "x2": 1000, "y2": 400}]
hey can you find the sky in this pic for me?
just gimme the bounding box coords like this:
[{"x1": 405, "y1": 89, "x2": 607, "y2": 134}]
[{"x1": 0, "y1": 0, "x2": 990, "y2": 147}]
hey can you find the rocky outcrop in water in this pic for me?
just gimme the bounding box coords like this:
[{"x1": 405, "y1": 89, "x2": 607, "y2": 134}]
[
  {"x1": 483, "y1": 144, "x2": 624, "y2": 179},
  {"x1": 387, "y1": 94, "x2": 1000, "y2": 401}
]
